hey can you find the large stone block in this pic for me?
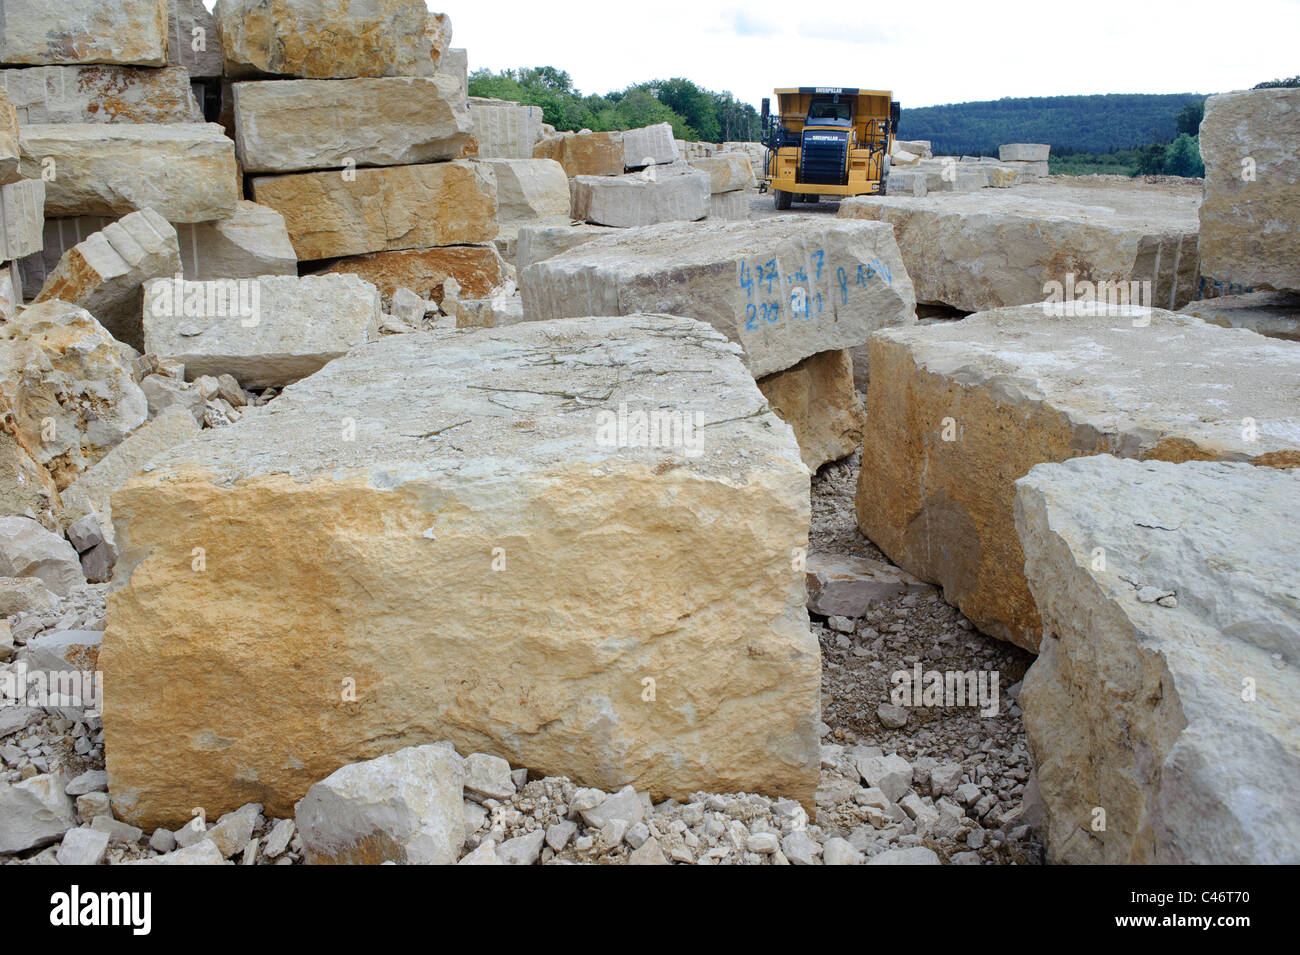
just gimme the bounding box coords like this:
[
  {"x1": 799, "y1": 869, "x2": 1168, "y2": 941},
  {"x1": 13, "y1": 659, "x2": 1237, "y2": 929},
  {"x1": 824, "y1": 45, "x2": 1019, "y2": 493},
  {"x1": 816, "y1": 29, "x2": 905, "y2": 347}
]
[
  {"x1": 515, "y1": 223, "x2": 613, "y2": 271},
  {"x1": 622, "y1": 122, "x2": 678, "y2": 169},
  {"x1": 1199, "y1": 88, "x2": 1300, "y2": 293},
  {"x1": 839, "y1": 182, "x2": 1202, "y2": 311},
  {"x1": 175, "y1": 200, "x2": 297, "y2": 282},
  {"x1": 232, "y1": 75, "x2": 470, "y2": 174},
  {"x1": 709, "y1": 190, "x2": 750, "y2": 221},
  {"x1": 855, "y1": 303, "x2": 1300, "y2": 651},
  {"x1": 142, "y1": 274, "x2": 381, "y2": 388},
  {"x1": 33, "y1": 208, "x2": 181, "y2": 350},
  {"x1": 100, "y1": 314, "x2": 820, "y2": 827},
  {"x1": 0, "y1": 0, "x2": 168, "y2": 67},
  {"x1": 0, "y1": 65, "x2": 202, "y2": 124},
  {"x1": 998, "y1": 143, "x2": 1049, "y2": 162},
  {"x1": 757, "y1": 350, "x2": 865, "y2": 471},
  {"x1": 16, "y1": 215, "x2": 111, "y2": 292},
  {"x1": 521, "y1": 217, "x2": 916, "y2": 378},
  {"x1": 468, "y1": 98, "x2": 543, "y2": 160},
  {"x1": 217, "y1": 0, "x2": 451, "y2": 79},
  {"x1": 570, "y1": 166, "x2": 710, "y2": 228},
  {"x1": 0, "y1": 177, "x2": 43, "y2": 259},
  {"x1": 480, "y1": 158, "x2": 570, "y2": 238},
  {"x1": 1179, "y1": 291, "x2": 1300, "y2": 342},
  {"x1": 317, "y1": 245, "x2": 506, "y2": 311},
  {"x1": 533, "y1": 129, "x2": 624, "y2": 178},
  {"x1": 437, "y1": 48, "x2": 467, "y2": 105},
  {"x1": 0, "y1": 89, "x2": 18, "y2": 184},
  {"x1": 1017, "y1": 456, "x2": 1299, "y2": 863},
  {"x1": 167, "y1": 0, "x2": 223, "y2": 78},
  {"x1": 19, "y1": 123, "x2": 239, "y2": 223},
  {"x1": 250, "y1": 161, "x2": 497, "y2": 261},
  {"x1": 688, "y1": 154, "x2": 754, "y2": 194}
]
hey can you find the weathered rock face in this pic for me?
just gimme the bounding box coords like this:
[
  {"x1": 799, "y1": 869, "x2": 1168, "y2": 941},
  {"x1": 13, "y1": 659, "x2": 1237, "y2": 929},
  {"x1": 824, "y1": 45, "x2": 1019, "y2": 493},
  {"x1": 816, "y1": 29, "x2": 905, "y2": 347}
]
[
  {"x1": 0, "y1": 0, "x2": 169, "y2": 67},
  {"x1": 757, "y1": 350, "x2": 865, "y2": 471},
  {"x1": 839, "y1": 182, "x2": 1202, "y2": 311},
  {"x1": 570, "y1": 165, "x2": 710, "y2": 228},
  {"x1": 19, "y1": 123, "x2": 239, "y2": 223},
  {"x1": 317, "y1": 245, "x2": 506, "y2": 310},
  {"x1": 101, "y1": 315, "x2": 820, "y2": 827},
  {"x1": 0, "y1": 301, "x2": 147, "y2": 490},
  {"x1": 295, "y1": 745, "x2": 465, "y2": 865},
  {"x1": 1198, "y1": 88, "x2": 1300, "y2": 293},
  {"x1": 142, "y1": 274, "x2": 381, "y2": 388},
  {"x1": 0, "y1": 90, "x2": 19, "y2": 185},
  {"x1": 622, "y1": 123, "x2": 678, "y2": 169},
  {"x1": 437, "y1": 48, "x2": 467, "y2": 104},
  {"x1": 1016, "y1": 456, "x2": 1300, "y2": 863},
  {"x1": 1179, "y1": 291, "x2": 1300, "y2": 341},
  {"x1": 521, "y1": 217, "x2": 916, "y2": 378},
  {"x1": 175, "y1": 201, "x2": 298, "y2": 282},
  {"x1": 167, "y1": 0, "x2": 223, "y2": 78},
  {"x1": 216, "y1": 0, "x2": 451, "y2": 79},
  {"x1": 468, "y1": 98, "x2": 544, "y2": 160},
  {"x1": 0, "y1": 177, "x2": 43, "y2": 260},
  {"x1": 855, "y1": 304, "x2": 1300, "y2": 652},
  {"x1": 232, "y1": 75, "x2": 470, "y2": 174},
  {"x1": 709, "y1": 190, "x2": 750, "y2": 221},
  {"x1": 251, "y1": 161, "x2": 497, "y2": 261},
  {"x1": 533, "y1": 130, "x2": 625, "y2": 178},
  {"x1": 479, "y1": 158, "x2": 570, "y2": 237},
  {"x1": 0, "y1": 65, "x2": 202, "y2": 124},
  {"x1": 0, "y1": 432, "x2": 61, "y2": 529},
  {"x1": 33, "y1": 207, "x2": 181, "y2": 350},
  {"x1": 688, "y1": 154, "x2": 754, "y2": 194},
  {"x1": 0, "y1": 515, "x2": 83, "y2": 596},
  {"x1": 515, "y1": 223, "x2": 612, "y2": 271}
]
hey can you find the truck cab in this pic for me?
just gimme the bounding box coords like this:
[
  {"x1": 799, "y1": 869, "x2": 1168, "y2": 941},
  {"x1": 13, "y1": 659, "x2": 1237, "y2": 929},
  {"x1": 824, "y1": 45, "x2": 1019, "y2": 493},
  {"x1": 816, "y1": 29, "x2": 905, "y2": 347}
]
[{"x1": 761, "y1": 87, "x2": 900, "y2": 208}]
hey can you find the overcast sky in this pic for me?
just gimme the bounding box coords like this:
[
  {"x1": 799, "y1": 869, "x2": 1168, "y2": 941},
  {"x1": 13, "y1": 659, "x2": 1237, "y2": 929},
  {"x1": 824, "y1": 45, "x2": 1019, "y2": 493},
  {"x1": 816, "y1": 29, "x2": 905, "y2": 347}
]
[{"x1": 439, "y1": 0, "x2": 1300, "y2": 109}]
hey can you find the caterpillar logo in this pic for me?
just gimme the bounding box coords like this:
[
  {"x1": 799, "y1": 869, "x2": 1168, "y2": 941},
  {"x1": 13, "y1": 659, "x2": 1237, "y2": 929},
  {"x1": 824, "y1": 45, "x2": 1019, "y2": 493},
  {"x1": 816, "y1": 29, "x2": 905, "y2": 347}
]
[{"x1": 814, "y1": 87, "x2": 843, "y2": 94}]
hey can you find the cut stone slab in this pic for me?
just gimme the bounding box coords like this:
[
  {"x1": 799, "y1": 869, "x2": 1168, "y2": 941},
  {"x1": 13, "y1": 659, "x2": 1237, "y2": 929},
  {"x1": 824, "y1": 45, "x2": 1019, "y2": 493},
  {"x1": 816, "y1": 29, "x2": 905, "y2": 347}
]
[
  {"x1": 1198, "y1": 88, "x2": 1300, "y2": 293},
  {"x1": 884, "y1": 169, "x2": 926, "y2": 198},
  {"x1": 317, "y1": 245, "x2": 506, "y2": 312},
  {"x1": 515, "y1": 223, "x2": 613, "y2": 272},
  {"x1": 0, "y1": 0, "x2": 169, "y2": 67},
  {"x1": 688, "y1": 154, "x2": 754, "y2": 193},
  {"x1": 570, "y1": 166, "x2": 710, "y2": 228},
  {"x1": 232, "y1": 75, "x2": 471, "y2": 174},
  {"x1": 469, "y1": 98, "x2": 544, "y2": 160},
  {"x1": 251, "y1": 161, "x2": 497, "y2": 261},
  {"x1": 0, "y1": 177, "x2": 44, "y2": 260},
  {"x1": 16, "y1": 215, "x2": 111, "y2": 292},
  {"x1": 167, "y1": 0, "x2": 222, "y2": 77},
  {"x1": 856, "y1": 303, "x2": 1300, "y2": 651},
  {"x1": 533, "y1": 130, "x2": 625, "y2": 178},
  {"x1": 839, "y1": 181, "x2": 1202, "y2": 311},
  {"x1": 100, "y1": 314, "x2": 820, "y2": 828},
  {"x1": 0, "y1": 65, "x2": 202, "y2": 124},
  {"x1": 33, "y1": 208, "x2": 180, "y2": 351},
  {"x1": 622, "y1": 123, "x2": 678, "y2": 169},
  {"x1": 0, "y1": 89, "x2": 18, "y2": 185},
  {"x1": 805, "y1": 552, "x2": 935, "y2": 617},
  {"x1": 175, "y1": 201, "x2": 297, "y2": 282},
  {"x1": 0, "y1": 516, "x2": 84, "y2": 596},
  {"x1": 217, "y1": 0, "x2": 451, "y2": 79},
  {"x1": 1017, "y1": 456, "x2": 1300, "y2": 864},
  {"x1": 480, "y1": 158, "x2": 570, "y2": 238},
  {"x1": 521, "y1": 217, "x2": 916, "y2": 378},
  {"x1": 438, "y1": 48, "x2": 467, "y2": 105},
  {"x1": 142, "y1": 274, "x2": 381, "y2": 388},
  {"x1": 999, "y1": 143, "x2": 1049, "y2": 162},
  {"x1": 757, "y1": 349, "x2": 866, "y2": 471},
  {"x1": 19, "y1": 123, "x2": 239, "y2": 223},
  {"x1": 1179, "y1": 291, "x2": 1300, "y2": 342},
  {"x1": 0, "y1": 773, "x2": 77, "y2": 852},
  {"x1": 709, "y1": 190, "x2": 750, "y2": 221}
]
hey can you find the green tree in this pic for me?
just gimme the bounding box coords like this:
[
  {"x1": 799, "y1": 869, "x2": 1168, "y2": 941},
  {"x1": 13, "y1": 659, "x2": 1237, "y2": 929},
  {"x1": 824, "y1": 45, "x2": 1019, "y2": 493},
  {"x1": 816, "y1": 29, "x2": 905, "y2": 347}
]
[
  {"x1": 1162, "y1": 133, "x2": 1204, "y2": 177},
  {"x1": 1175, "y1": 99, "x2": 1204, "y2": 136},
  {"x1": 1254, "y1": 76, "x2": 1300, "y2": 88}
]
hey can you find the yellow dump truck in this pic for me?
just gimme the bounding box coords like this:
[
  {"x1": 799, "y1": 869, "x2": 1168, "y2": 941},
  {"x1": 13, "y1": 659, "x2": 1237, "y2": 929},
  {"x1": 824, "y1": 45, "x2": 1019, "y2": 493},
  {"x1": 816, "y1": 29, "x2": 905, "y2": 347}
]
[{"x1": 760, "y1": 87, "x2": 900, "y2": 208}]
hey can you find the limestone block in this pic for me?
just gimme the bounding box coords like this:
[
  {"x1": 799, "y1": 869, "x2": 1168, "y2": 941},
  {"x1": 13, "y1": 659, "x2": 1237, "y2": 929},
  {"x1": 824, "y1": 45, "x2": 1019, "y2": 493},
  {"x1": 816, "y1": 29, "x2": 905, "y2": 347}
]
[
  {"x1": 437, "y1": 48, "x2": 468, "y2": 105},
  {"x1": 622, "y1": 122, "x2": 678, "y2": 169},
  {"x1": 468, "y1": 98, "x2": 544, "y2": 160},
  {"x1": 250, "y1": 161, "x2": 497, "y2": 261},
  {"x1": 479, "y1": 158, "x2": 570, "y2": 237},
  {"x1": 998, "y1": 143, "x2": 1050, "y2": 162},
  {"x1": 1017, "y1": 456, "x2": 1300, "y2": 863},
  {"x1": 16, "y1": 215, "x2": 111, "y2": 292},
  {"x1": 689, "y1": 154, "x2": 755, "y2": 193},
  {"x1": 100, "y1": 314, "x2": 820, "y2": 827},
  {"x1": 570, "y1": 166, "x2": 710, "y2": 228},
  {"x1": 0, "y1": 65, "x2": 202, "y2": 124},
  {"x1": 1179, "y1": 291, "x2": 1300, "y2": 342},
  {"x1": 1003, "y1": 159, "x2": 1049, "y2": 178},
  {"x1": 533, "y1": 130, "x2": 624, "y2": 178},
  {"x1": 0, "y1": 89, "x2": 18, "y2": 184},
  {"x1": 175, "y1": 201, "x2": 297, "y2": 282},
  {"x1": 0, "y1": 432, "x2": 60, "y2": 529},
  {"x1": 142, "y1": 274, "x2": 381, "y2": 388},
  {"x1": 515, "y1": 223, "x2": 614, "y2": 271},
  {"x1": 0, "y1": 177, "x2": 43, "y2": 259},
  {"x1": 708, "y1": 189, "x2": 750, "y2": 221},
  {"x1": 521, "y1": 217, "x2": 916, "y2": 378},
  {"x1": 18, "y1": 123, "x2": 239, "y2": 223},
  {"x1": 233, "y1": 75, "x2": 470, "y2": 174},
  {"x1": 804, "y1": 552, "x2": 934, "y2": 618},
  {"x1": 757, "y1": 349, "x2": 865, "y2": 471},
  {"x1": 884, "y1": 169, "x2": 926, "y2": 198},
  {"x1": 317, "y1": 245, "x2": 506, "y2": 311},
  {"x1": 855, "y1": 303, "x2": 1300, "y2": 651},
  {"x1": 167, "y1": 0, "x2": 223, "y2": 78},
  {"x1": 0, "y1": 0, "x2": 168, "y2": 67},
  {"x1": 0, "y1": 515, "x2": 83, "y2": 596}
]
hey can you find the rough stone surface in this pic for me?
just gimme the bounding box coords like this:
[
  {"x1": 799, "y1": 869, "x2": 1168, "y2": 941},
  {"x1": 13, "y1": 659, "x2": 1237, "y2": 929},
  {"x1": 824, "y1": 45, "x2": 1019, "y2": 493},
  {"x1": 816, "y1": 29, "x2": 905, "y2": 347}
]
[
  {"x1": 839, "y1": 182, "x2": 1201, "y2": 311},
  {"x1": 318, "y1": 245, "x2": 506, "y2": 311},
  {"x1": 688, "y1": 154, "x2": 754, "y2": 193},
  {"x1": 0, "y1": 516, "x2": 84, "y2": 596},
  {"x1": 469, "y1": 98, "x2": 544, "y2": 160},
  {"x1": 56, "y1": 825, "x2": 110, "y2": 864},
  {"x1": 0, "y1": 177, "x2": 44, "y2": 260},
  {"x1": 33, "y1": 208, "x2": 181, "y2": 351},
  {"x1": 167, "y1": 0, "x2": 222, "y2": 77},
  {"x1": 217, "y1": 0, "x2": 451, "y2": 79},
  {"x1": 0, "y1": 65, "x2": 201, "y2": 124},
  {"x1": 251, "y1": 161, "x2": 497, "y2": 261},
  {"x1": 19, "y1": 123, "x2": 239, "y2": 223},
  {"x1": 621, "y1": 123, "x2": 678, "y2": 169},
  {"x1": 0, "y1": 773, "x2": 77, "y2": 852},
  {"x1": 175, "y1": 201, "x2": 298, "y2": 282},
  {"x1": 521, "y1": 217, "x2": 916, "y2": 378},
  {"x1": 570, "y1": 166, "x2": 710, "y2": 228},
  {"x1": 0, "y1": 0, "x2": 169, "y2": 67},
  {"x1": 480, "y1": 158, "x2": 570, "y2": 238},
  {"x1": 709, "y1": 190, "x2": 750, "y2": 221},
  {"x1": 515, "y1": 223, "x2": 612, "y2": 271},
  {"x1": 757, "y1": 349, "x2": 865, "y2": 471},
  {"x1": 804, "y1": 552, "x2": 935, "y2": 617},
  {"x1": 233, "y1": 75, "x2": 470, "y2": 174},
  {"x1": 100, "y1": 315, "x2": 820, "y2": 828},
  {"x1": 1017, "y1": 456, "x2": 1300, "y2": 864},
  {"x1": 0, "y1": 89, "x2": 19, "y2": 185},
  {"x1": 0, "y1": 432, "x2": 60, "y2": 529},
  {"x1": 142, "y1": 274, "x2": 381, "y2": 388},
  {"x1": 1198, "y1": 88, "x2": 1300, "y2": 293},
  {"x1": 998, "y1": 144, "x2": 1050, "y2": 162},
  {"x1": 856, "y1": 303, "x2": 1300, "y2": 651},
  {"x1": 533, "y1": 129, "x2": 625, "y2": 178},
  {"x1": 1179, "y1": 291, "x2": 1300, "y2": 342}
]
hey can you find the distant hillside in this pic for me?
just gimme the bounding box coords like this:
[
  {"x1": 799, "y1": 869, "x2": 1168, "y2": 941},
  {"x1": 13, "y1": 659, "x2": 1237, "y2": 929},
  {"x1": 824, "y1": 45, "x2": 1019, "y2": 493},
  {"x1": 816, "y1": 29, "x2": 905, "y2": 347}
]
[{"x1": 898, "y1": 93, "x2": 1206, "y2": 155}]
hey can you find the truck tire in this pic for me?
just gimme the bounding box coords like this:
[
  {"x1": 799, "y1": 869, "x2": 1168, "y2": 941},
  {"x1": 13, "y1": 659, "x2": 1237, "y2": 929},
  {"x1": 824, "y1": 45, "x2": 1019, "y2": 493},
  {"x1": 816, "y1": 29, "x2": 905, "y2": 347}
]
[{"x1": 774, "y1": 189, "x2": 792, "y2": 210}]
